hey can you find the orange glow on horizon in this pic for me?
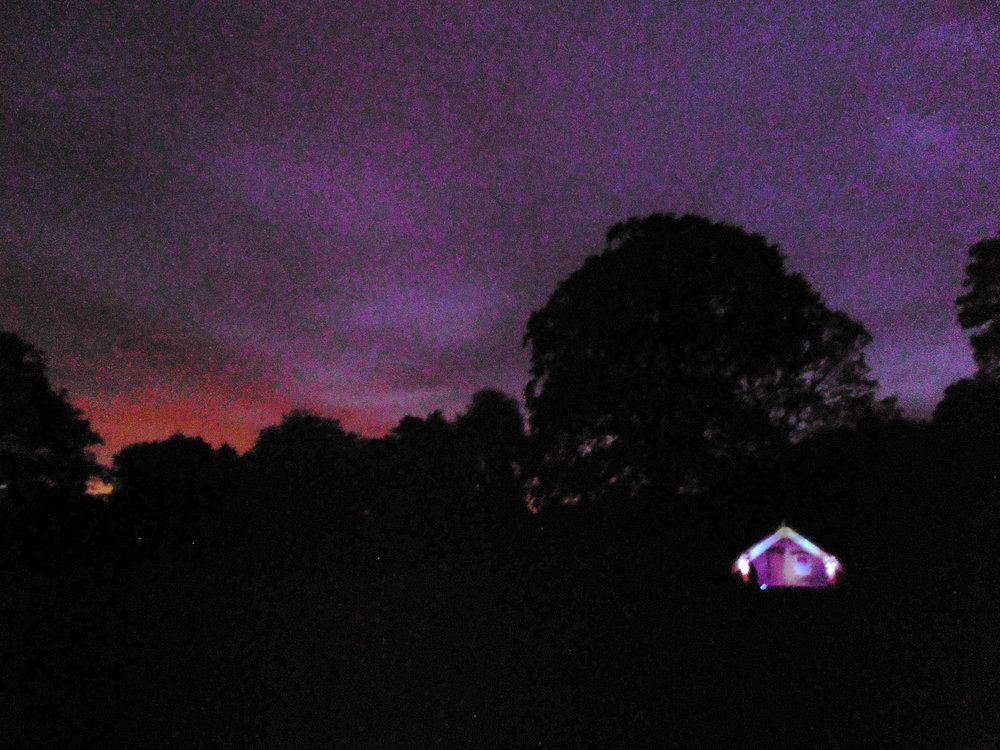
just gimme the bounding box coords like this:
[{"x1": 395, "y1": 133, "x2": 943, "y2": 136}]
[{"x1": 76, "y1": 384, "x2": 399, "y2": 465}]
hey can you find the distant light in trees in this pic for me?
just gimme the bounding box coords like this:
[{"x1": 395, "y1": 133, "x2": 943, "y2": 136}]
[{"x1": 86, "y1": 477, "x2": 115, "y2": 496}]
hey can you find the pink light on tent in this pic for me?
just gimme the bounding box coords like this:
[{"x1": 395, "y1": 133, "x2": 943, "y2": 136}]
[{"x1": 824, "y1": 556, "x2": 841, "y2": 582}]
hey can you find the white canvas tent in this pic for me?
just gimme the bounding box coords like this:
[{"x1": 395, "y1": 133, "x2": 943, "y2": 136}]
[{"x1": 733, "y1": 524, "x2": 841, "y2": 588}]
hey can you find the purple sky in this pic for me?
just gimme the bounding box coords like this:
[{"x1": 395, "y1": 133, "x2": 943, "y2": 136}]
[{"x1": 3, "y1": 1, "x2": 999, "y2": 463}]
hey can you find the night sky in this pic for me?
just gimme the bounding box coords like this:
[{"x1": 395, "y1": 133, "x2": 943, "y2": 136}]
[{"x1": 3, "y1": 1, "x2": 998, "y2": 463}]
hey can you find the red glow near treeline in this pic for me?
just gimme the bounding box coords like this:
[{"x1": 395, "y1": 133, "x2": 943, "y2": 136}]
[{"x1": 75, "y1": 383, "x2": 396, "y2": 466}]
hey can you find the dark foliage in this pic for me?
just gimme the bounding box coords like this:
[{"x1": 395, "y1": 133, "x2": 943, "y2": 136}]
[
  {"x1": 245, "y1": 410, "x2": 362, "y2": 504},
  {"x1": 0, "y1": 331, "x2": 102, "y2": 504},
  {"x1": 362, "y1": 394, "x2": 534, "y2": 562},
  {"x1": 956, "y1": 233, "x2": 1000, "y2": 377},
  {"x1": 0, "y1": 331, "x2": 104, "y2": 568},
  {"x1": 524, "y1": 213, "x2": 884, "y2": 508},
  {"x1": 454, "y1": 388, "x2": 526, "y2": 498},
  {"x1": 108, "y1": 434, "x2": 243, "y2": 556},
  {"x1": 934, "y1": 376, "x2": 1000, "y2": 480},
  {"x1": 362, "y1": 410, "x2": 466, "y2": 557},
  {"x1": 931, "y1": 238, "x2": 1000, "y2": 740},
  {"x1": 453, "y1": 389, "x2": 533, "y2": 542},
  {"x1": 241, "y1": 410, "x2": 368, "y2": 559}
]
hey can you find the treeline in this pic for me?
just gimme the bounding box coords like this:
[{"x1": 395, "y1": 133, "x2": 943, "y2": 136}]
[
  {"x1": 0, "y1": 355, "x2": 537, "y2": 575},
  {"x1": 104, "y1": 391, "x2": 536, "y2": 569},
  {"x1": 3, "y1": 214, "x2": 1000, "y2": 747}
]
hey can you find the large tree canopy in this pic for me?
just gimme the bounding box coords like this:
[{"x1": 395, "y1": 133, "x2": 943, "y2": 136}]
[
  {"x1": 956, "y1": 234, "x2": 1000, "y2": 378},
  {"x1": 523, "y1": 213, "x2": 884, "y2": 506},
  {"x1": 0, "y1": 331, "x2": 102, "y2": 504},
  {"x1": 110, "y1": 434, "x2": 240, "y2": 548},
  {"x1": 245, "y1": 410, "x2": 362, "y2": 514}
]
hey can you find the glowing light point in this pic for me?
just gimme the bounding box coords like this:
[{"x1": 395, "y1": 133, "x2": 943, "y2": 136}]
[
  {"x1": 86, "y1": 477, "x2": 115, "y2": 496},
  {"x1": 760, "y1": 584, "x2": 767, "y2": 590}
]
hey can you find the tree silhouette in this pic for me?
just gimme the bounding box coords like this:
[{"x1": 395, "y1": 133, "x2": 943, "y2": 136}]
[
  {"x1": 0, "y1": 331, "x2": 102, "y2": 505},
  {"x1": 934, "y1": 377, "x2": 1000, "y2": 438},
  {"x1": 933, "y1": 376, "x2": 1000, "y2": 501},
  {"x1": 381, "y1": 411, "x2": 464, "y2": 533},
  {"x1": 956, "y1": 233, "x2": 1000, "y2": 378},
  {"x1": 245, "y1": 410, "x2": 362, "y2": 526},
  {"x1": 362, "y1": 406, "x2": 524, "y2": 557},
  {"x1": 453, "y1": 389, "x2": 534, "y2": 550},
  {"x1": 454, "y1": 388, "x2": 526, "y2": 498},
  {"x1": 935, "y1": 233, "x2": 1000, "y2": 478},
  {"x1": 110, "y1": 434, "x2": 240, "y2": 551},
  {"x1": 523, "y1": 213, "x2": 883, "y2": 507}
]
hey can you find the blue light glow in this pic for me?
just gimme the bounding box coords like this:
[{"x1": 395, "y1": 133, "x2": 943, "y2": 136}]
[{"x1": 760, "y1": 584, "x2": 767, "y2": 590}]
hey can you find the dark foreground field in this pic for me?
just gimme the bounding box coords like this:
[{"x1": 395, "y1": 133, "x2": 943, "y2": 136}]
[{"x1": 0, "y1": 525, "x2": 990, "y2": 750}]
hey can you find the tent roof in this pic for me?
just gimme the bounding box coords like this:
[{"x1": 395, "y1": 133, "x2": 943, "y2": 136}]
[{"x1": 736, "y1": 524, "x2": 834, "y2": 563}]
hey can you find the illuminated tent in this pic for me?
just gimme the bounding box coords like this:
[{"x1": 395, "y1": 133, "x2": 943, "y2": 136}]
[{"x1": 733, "y1": 524, "x2": 841, "y2": 588}]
